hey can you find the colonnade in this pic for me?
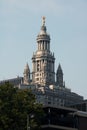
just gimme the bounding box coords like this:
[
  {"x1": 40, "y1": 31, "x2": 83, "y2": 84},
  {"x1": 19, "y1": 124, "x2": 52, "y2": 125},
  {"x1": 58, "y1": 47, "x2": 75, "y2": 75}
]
[{"x1": 38, "y1": 41, "x2": 50, "y2": 51}]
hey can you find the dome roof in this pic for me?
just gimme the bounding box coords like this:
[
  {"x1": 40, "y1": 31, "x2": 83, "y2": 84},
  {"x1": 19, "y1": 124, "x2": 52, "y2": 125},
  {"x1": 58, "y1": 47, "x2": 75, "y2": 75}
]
[
  {"x1": 37, "y1": 17, "x2": 50, "y2": 41},
  {"x1": 39, "y1": 25, "x2": 47, "y2": 35}
]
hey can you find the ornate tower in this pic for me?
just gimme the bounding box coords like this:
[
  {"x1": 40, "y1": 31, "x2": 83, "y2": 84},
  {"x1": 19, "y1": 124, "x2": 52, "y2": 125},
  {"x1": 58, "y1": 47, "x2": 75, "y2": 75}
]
[
  {"x1": 23, "y1": 63, "x2": 30, "y2": 85},
  {"x1": 32, "y1": 17, "x2": 55, "y2": 86},
  {"x1": 56, "y1": 64, "x2": 63, "y2": 87}
]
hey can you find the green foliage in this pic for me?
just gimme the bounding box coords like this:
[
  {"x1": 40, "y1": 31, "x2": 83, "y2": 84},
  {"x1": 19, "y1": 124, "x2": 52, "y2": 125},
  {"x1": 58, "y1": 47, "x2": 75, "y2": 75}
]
[{"x1": 0, "y1": 82, "x2": 43, "y2": 130}]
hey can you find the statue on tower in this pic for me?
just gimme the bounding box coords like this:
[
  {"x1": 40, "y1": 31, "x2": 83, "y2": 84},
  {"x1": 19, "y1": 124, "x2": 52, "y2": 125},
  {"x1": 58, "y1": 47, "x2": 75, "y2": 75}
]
[{"x1": 42, "y1": 16, "x2": 46, "y2": 26}]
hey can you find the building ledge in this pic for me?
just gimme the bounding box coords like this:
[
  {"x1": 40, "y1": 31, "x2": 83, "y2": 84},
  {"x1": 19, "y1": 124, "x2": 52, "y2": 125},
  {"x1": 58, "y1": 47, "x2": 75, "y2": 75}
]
[{"x1": 41, "y1": 124, "x2": 78, "y2": 130}]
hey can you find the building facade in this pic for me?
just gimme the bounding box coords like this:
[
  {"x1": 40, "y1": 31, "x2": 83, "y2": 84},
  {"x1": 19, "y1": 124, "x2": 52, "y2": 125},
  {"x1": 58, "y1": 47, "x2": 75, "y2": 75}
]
[
  {"x1": 41, "y1": 105, "x2": 87, "y2": 130},
  {"x1": 23, "y1": 17, "x2": 64, "y2": 87},
  {"x1": 0, "y1": 17, "x2": 86, "y2": 112}
]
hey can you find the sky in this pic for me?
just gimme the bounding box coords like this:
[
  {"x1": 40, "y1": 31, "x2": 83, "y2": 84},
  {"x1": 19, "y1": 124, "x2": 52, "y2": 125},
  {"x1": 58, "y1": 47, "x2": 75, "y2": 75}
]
[{"x1": 0, "y1": 0, "x2": 87, "y2": 99}]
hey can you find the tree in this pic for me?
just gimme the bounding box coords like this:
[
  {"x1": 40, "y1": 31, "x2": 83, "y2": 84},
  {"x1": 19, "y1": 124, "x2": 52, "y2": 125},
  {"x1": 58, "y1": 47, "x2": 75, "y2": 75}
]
[{"x1": 0, "y1": 82, "x2": 43, "y2": 130}]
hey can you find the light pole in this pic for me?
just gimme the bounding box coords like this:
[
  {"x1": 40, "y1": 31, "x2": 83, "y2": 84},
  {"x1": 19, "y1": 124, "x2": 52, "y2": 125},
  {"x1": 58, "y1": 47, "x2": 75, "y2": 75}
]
[
  {"x1": 48, "y1": 108, "x2": 50, "y2": 124},
  {"x1": 27, "y1": 115, "x2": 30, "y2": 130}
]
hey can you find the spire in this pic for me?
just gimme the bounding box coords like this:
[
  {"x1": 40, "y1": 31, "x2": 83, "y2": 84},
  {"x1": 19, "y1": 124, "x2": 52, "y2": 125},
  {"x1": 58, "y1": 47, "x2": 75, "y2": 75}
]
[
  {"x1": 24, "y1": 63, "x2": 30, "y2": 73},
  {"x1": 23, "y1": 63, "x2": 30, "y2": 85},
  {"x1": 56, "y1": 64, "x2": 63, "y2": 87},
  {"x1": 57, "y1": 64, "x2": 63, "y2": 74}
]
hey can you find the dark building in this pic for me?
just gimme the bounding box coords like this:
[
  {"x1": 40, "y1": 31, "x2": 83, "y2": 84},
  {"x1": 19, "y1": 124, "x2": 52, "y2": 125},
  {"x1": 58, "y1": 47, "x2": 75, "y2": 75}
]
[
  {"x1": 0, "y1": 76, "x2": 23, "y2": 86},
  {"x1": 41, "y1": 105, "x2": 87, "y2": 130},
  {"x1": 70, "y1": 100, "x2": 87, "y2": 112}
]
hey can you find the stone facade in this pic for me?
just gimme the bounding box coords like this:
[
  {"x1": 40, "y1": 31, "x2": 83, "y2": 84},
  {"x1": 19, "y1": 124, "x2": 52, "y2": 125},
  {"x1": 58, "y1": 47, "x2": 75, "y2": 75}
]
[
  {"x1": 32, "y1": 17, "x2": 55, "y2": 86},
  {"x1": 22, "y1": 17, "x2": 63, "y2": 88}
]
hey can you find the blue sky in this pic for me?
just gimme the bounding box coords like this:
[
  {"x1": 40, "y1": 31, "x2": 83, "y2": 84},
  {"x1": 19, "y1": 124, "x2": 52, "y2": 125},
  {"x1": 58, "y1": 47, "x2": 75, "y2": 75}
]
[{"x1": 0, "y1": 0, "x2": 87, "y2": 98}]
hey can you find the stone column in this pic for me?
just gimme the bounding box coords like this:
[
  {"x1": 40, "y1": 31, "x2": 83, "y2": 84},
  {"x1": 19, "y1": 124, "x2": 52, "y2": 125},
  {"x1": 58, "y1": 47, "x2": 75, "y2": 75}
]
[
  {"x1": 38, "y1": 43, "x2": 40, "y2": 50},
  {"x1": 44, "y1": 41, "x2": 45, "y2": 50},
  {"x1": 41, "y1": 42, "x2": 42, "y2": 50}
]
